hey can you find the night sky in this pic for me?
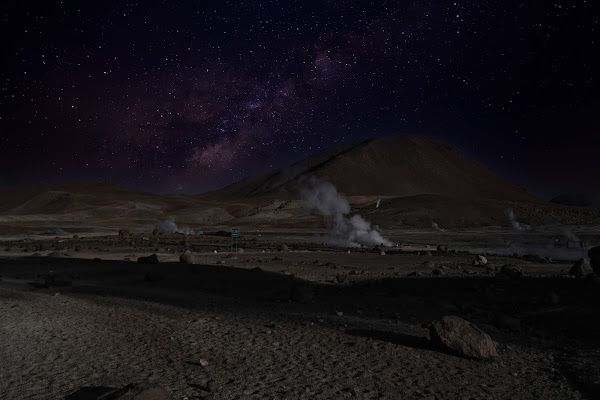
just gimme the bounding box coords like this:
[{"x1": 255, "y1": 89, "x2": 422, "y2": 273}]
[{"x1": 1, "y1": 1, "x2": 597, "y2": 198}]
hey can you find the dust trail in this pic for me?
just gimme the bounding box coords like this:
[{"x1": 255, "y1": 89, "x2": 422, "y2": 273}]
[{"x1": 300, "y1": 177, "x2": 393, "y2": 247}]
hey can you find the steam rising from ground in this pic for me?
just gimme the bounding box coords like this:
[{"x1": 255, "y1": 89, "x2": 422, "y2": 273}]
[
  {"x1": 376, "y1": 199, "x2": 381, "y2": 208},
  {"x1": 505, "y1": 208, "x2": 530, "y2": 231},
  {"x1": 561, "y1": 228, "x2": 579, "y2": 242},
  {"x1": 153, "y1": 216, "x2": 196, "y2": 235},
  {"x1": 432, "y1": 222, "x2": 445, "y2": 232},
  {"x1": 300, "y1": 178, "x2": 393, "y2": 247}
]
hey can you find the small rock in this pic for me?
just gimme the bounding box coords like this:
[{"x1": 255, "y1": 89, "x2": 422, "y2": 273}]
[
  {"x1": 152, "y1": 228, "x2": 160, "y2": 236},
  {"x1": 499, "y1": 264, "x2": 523, "y2": 279},
  {"x1": 473, "y1": 255, "x2": 488, "y2": 266},
  {"x1": 199, "y1": 359, "x2": 209, "y2": 367},
  {"x1": 335, "y1": 274, "x2": 347, "y2": 284},
  {"x1": 422, "y1": 259, "x2": 436, "y2": 269},
  {"x1": 118, "y1": 228, "x2": 131, "y2": 237},
  {"x1": 570, "y1": 258, "x2": 593, "y2": 277},
  {"x1": 277, "y1": 243, "x2": 289, "y2": 252}
]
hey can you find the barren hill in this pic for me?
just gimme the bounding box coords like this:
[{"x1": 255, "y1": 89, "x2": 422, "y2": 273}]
[{"x1": 206, "y1": 135, "x2": 538, "y2": 202}]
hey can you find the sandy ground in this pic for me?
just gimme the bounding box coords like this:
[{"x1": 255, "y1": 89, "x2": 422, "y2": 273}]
[{"x1": 1, "y1": 234, "x2": 599, "y2": 399}]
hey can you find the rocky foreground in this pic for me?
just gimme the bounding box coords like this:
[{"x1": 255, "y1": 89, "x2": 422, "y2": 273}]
[{"x1": 0, "y1": 235, "x2": 599, "y2": 399}]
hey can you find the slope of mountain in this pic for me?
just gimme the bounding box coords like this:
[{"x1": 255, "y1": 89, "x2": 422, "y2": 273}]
[{"x1": 205, "y1": 135, "x2": 538, "y2": 202}]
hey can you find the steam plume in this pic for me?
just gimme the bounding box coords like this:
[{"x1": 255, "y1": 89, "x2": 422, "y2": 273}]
[
  {"x1": 153, "y1": 216, "x2": 196, "y2": 235},
  {"x1": 561, "y1": 228, "x2": 579, "y2": 242},
  {"x1": 432, "y1": 222, "x2": 445, "y2": 232},
  {"x1": 376, "y1": 199, "x2": 381, "y2": 208},
  {"x1": 300, "y1": 178, "x2": 393, "y2": 247},
  {"x1": 505, "y1": 208, "x2": 530, "y2": 231}
]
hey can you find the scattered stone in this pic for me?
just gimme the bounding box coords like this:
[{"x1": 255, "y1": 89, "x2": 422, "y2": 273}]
[
  {"x1": 199, "y1": 359, "x2": 209, "y2": 367},
  {"x1": 92, "y1": 257, "x2": 102, "y2": 263},
  {"x1": 138, "y1": 254, "x2": 160, "y2": 264},
  {"x1": 425, "y1": 250, "x2": 433, "y2": 257},
  {"x1": 180, "y1": 251, "x2": 196, "y2": 264},
  {"x1": 118, "y1": 228, "x2": 131, "y2": 237},
  {"x1": 335, "y1": 274, "x2": 348, "y2": 284},
  {"x1": 277, "y1": 243, "x2": 289, "y2": 252},
  {"x1": 569, "y1": 258, "x2": 593, "y2": 277},
  {"x1": 422, "y1": 259, "x2": 435, "y2": 269},
  {"x1": 428, "y1": 315, "x2": 498, "y2": 359},
  {"x1": 407, "y1": 271, "x2": 423, "y2": 277},
  {"x1": 432, "y1": 269, "x2": 445, "y2": 275},
  {"x1": 152, "y1": 228, "x2": 160, "y2": 236},
  {"x1": 473, "y1": 255, "x2": 488, "y2": 266},
  {"x1": 499, "y1": 264, "x2": 523, "y2": 279},
  {"x1": 379, "y1": 250, "x2": 386, "y2": 256}
]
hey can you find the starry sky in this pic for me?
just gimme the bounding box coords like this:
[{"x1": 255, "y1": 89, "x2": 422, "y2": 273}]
[{"x1": 1, "y1": 1, "x2": 598, "y2": 198}]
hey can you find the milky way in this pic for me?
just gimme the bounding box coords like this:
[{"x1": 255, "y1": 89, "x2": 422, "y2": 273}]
[{"x1": 1, "y1": 1, "x2": 597, "y2": 195}]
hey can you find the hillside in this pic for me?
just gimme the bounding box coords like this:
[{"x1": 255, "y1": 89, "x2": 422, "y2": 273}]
[{"x1": 206, "y1": 135, "x2": 538, "y2": 202}]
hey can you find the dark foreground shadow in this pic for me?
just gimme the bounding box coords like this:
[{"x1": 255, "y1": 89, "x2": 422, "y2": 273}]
[
  {"x1": 64, "y1": 385, "x2": 132, "y2": 400},
  {"x1": 345, "y1": 328, "x2": 432, "y2": 351},
  {"x1": 2, "y1": 255, "x2": 600, "y2": 399}
]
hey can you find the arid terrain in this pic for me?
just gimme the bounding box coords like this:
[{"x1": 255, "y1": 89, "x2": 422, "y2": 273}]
[
  {"x1": 1, "y1": 228, "x2": 599, "y2": 400},
  {"x1": 1, "y1": 136, "x2": 599, "y2": 399}
]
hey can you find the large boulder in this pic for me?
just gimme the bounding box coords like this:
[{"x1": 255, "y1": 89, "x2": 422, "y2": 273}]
[
  {"x1": 569, "y1": 258, "x2": 593, "y2": 277},
  {"x1": 589, "y1": 246, "x2": 600, "y2": 274},
  {"x1": 429, "y1": 315, "x2": 498, "y2": 359}
]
